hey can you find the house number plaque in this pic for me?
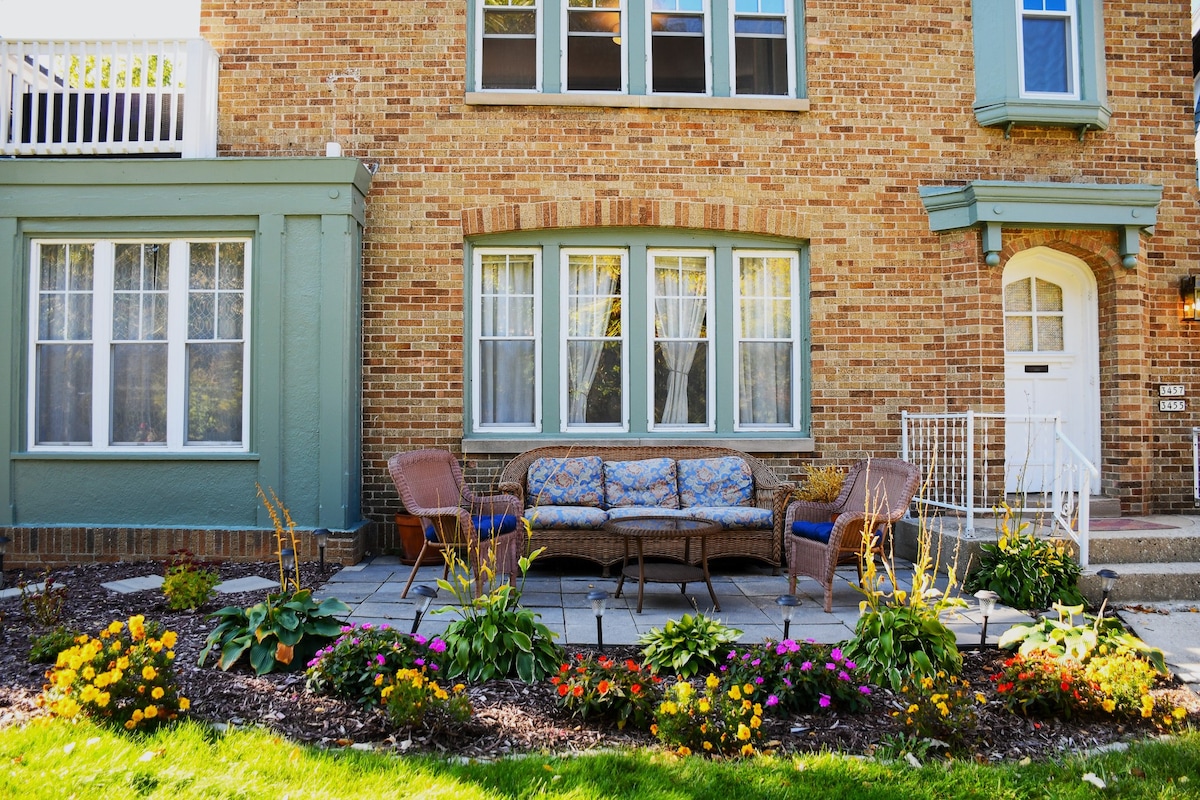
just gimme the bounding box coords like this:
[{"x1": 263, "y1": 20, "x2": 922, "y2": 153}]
[
  {"x1": 1159, "y1": 399, "x2": 1186, "y2": 412},
  {"x1": 1159, "y1": 385, "x2": 1185, "y2": 397}
]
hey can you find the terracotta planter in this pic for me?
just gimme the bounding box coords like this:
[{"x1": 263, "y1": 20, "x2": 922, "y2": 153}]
[{"x1": 394, "y1": 513, "x2": 441, "y2": 566}]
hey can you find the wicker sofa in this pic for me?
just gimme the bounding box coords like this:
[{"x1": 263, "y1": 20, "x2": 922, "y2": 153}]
[{"x1": 496, "y1": 445, "x2": 793, "y2": 574}]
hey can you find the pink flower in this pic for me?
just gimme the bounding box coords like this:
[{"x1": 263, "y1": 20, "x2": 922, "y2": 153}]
[
  {"x1": 428, "y1": 638, "x2": 447, "y2": 653},
  {"x1": 800, "y1": 661, "x2": 812, "y2": 671},
  {"x1": 838, "y1": 671, "x2": 850, "y2": 681},
  {"x1": 375, "y1": 654, "x2": 386, "y2": 665},
  {"x1": 819, "y1": 694, "x2": 831, "y2": 708},
  {"x1": 858, "y1": 686, "x2": 872, "y2": 695},
  {"x1": 830, "y1": 647, "x2": 843, "y2": 661},
  {"x1": 845, "y1": 660, "x2": 856, "y2": 670},
  {"x1": 766, "y1": 694, "x2": 779, "y2": 707}
]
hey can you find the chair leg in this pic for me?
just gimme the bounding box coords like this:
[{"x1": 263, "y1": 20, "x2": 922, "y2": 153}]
[
  {"x1": 788, "y1": 573, "x2": 798, "y2": 595},
  {"x1": 400, "y1": 541, "x2": 435, "y2": 598},
  {"x1": 824, "y1": 583, "x2": 833, "y2": 613}
]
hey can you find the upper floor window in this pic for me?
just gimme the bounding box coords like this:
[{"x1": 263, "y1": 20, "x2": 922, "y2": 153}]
[
  {"x1": 29, "y1": 239, "x2": 251, "y2": 451},
  {"x1": 468, "y1": 232, "x2": 807, "y2": 438},
  {"x1": 1018, "y1": 0, "x2": 1078, "y2": 98},
  {"x1": 470, "y1": 0, "x2": 805, "y2": 104}
]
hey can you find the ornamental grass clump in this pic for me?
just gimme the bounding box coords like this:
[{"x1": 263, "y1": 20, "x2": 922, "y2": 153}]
[
  {"x1": 305, "y1": 624, "x2": 448, "y2": 708},
  {"x1": 39, "y1": 614, "x2": 189, "y2": 730},
  {"x1": 652, "y1": 674, "x2": 766, "y2": 758},
  {"x1": 380, "y1": 667, "x2": 471, "y2": 730},
  {"x1": 550, "y1": 654, "x2": 663, "y2": 730},
  {"x1": 721, "y1": 639, "x2": 873, "y2": 714},
  {"x1": 792, "y1": 464, "x2": 846, "y2": 503}
]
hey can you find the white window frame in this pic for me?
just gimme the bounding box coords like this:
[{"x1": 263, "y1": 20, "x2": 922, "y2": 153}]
[
  {"x1": 27, "y1": 238, "x2": 252, "y2": 453},
  {"x1": 728, "y1": 0, "x2": 795, "y2": 98},
  {"x1": 476, "y1": 0, "x2": 544, "y2": 93},
  {"x1": 646, "y1": 0, "x2": 712, "y2": 96},
  {"x1": 732, "y1": 249, "x2": 801, "y2": 431},
  {"x1": 471, "y1": 247, "x2": 543, "y2": 433},
  {"x1": 1016, "y1": 0, "x2": 1080, "y2": 100},
  {"x1": 560, "y1": 247, "x2": 629, "y2": 433},
  {"x1": 647, "y1": 248, "x2": 715, "y2": 431},
  {"x1": 562, "y1": 0, "x2": 628, "y2": 94}
]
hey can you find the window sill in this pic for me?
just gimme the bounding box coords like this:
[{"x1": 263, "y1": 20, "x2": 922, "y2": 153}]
[
  {"x1": 462, "y1": 436, "x2": 815, "y2": 455},
  {"x1": 465, "y1": 92, "x2": 810, "y2": 113},
  {"x1": 973, "y1": 98, "x2": 1111, "y2": 135},
  {"x1": 14, "y1": 450, "x2": 259, "y2": 461}
]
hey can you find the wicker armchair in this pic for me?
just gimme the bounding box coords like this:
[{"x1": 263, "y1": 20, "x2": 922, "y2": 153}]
[
  {"x1": 784, "y1": 458, "x2": 921, "y2": 612},
  {"x1": 387, "y1": 449, "x2": 522, "y2": 598}
]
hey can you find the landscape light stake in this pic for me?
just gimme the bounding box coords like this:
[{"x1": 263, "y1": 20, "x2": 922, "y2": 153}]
[
  {"x1": 587, "y1": 589, "x2": 609, "y2": 653},
  {"x1": 1096, "y1": 569, "x2": 1120, "y2": 619},
  {"x1": 775, "y1": 594, "x2": 799, "y2": 641},
  {"x1": 974, "y1": 589, "x2": 999, "y2": 647},
  {"x1": 312, "y1": 528, "x2": 330, "y2": 573},
  {"x1": 279, "y1": 548, "x2": 295, "y2": 592},
  {"x1": 410, "y1": 584, "x2": 438, "y2": 635}
]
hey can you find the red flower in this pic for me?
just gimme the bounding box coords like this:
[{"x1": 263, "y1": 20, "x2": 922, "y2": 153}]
[
  {"x1": 631, "y1": 684, "x2": 642, "y2": 694},
  {"x1": 573, "y1": 686, "x2": 584, "y2": 697},
  {"x1": 550, "y1": 676, "x2": 560, "y2": 685},
  {"x1": 625, "y1": 660, "x2": 640, "y2": 672},
  {"x1": 598, "y1": 680, "x2": 610, "y2": 695},
  {"x1": 558, "y1": 683, "x2": 569, "y2": 696}
]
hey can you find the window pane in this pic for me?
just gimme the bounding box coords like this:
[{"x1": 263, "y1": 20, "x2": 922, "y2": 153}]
[
  {"x1": 37, "y1": 343, "x2": 92, "y2": 444},
  {"x1": 565, "y1": 252, "x2": 622, "y2": 426},
  {"x1": 1004, "y1": 278, "x2": 1032, "y2": 312},
  {"x1": 739, "y1": 341, "x2": 792, "y2": 425},
  {"x1": 567, "y1": 340, "x2": 622, "y2": 424},
  {"x1": 654, "y1": 342, "x2": 707, "y2": 425},
  {"x1": 653, "y1": 254, "x2": 708, "y2": 426},
  {"x1": 189, "y1": 293, "x2": 215, "y2": 339},
  {"x1": 567, "y1": 10, "x2": 623, "y2": 93},
  {"x1": 1034, "y1": 278, "x2": 1062, "y2": 312},
  {"x1": 218, "y1": 243, "x2": 245, "y2": 289},
  {"x1": 40, "y1": 244, "x2": 67, "y2": 291},
  {"x1": 1037, "y1": 316, "x2": 1064, "y2": 351},
  {"x1": 1006, "y1": 316, "x2": 1033, "y2": 351},
  {"x1": 190, "y1": 242, "x2": 216, "y2": 289},
  {"x1": 482, "y1": 8, "x2": 537, "y2": 90},
  {"x1": 479, "y1": 340, "x2": 536, "y2": 425},
  {"x1": 1022, "y1": 17, "x2": 1069, "y2": 93},
  {"x1": 735, "y1": 36, "x2": 787, "y2": 95},
  {"x1": 111, "y1": 343, "x2": 168, "y2": 444},
  {"x1": 652, "y1": 11, "x2": 706, "y2": 93},
  {"x1": 218, "y1": 294, "x2": 244, "y2": 340},
  {"x1": 187, "y1": 342, "x2": 243, "y2": 443}
]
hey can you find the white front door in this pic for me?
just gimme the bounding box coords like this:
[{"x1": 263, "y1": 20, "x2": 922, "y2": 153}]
[{"x1": 1002, "y1": 248, "x2": 1100, "y2": 494}]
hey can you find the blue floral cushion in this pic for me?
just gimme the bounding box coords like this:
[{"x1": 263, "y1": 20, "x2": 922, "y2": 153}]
[
  {"x1": 523, "y1": 505, "x2": 609, "y2": 530},
  {"x1": 603, "y1": 458, "x2": 679, "y2": 509},
  {"x1": 688, "y1": 506, "x2": 773, "y2": 530},
  {"x1": 606, "y1": 507, "x2": 693, "y2": 521},
  {"x1": 678, "y1": 457, "x2": 753, "y2": 508},
  {"x1": 526, "y1": 456, "x2": 604, "y2": 507},
  {"x1": 791, "y1": 520, "x2": 834, "y2": 543}
]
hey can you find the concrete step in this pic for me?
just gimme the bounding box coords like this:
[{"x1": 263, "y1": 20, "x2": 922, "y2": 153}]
[
  {"x1": 1081, "y1": 563, "x2": 1200, "y2": 605},
  {"x1": 1003, "y1": 494, "x2": 1122, "y2": 518},
  {"x1": 1087, "y1": 527, "x2": 1200, "y2": 564}
]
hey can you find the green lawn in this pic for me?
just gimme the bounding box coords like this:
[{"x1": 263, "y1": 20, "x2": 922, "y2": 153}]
[{"x1": 1, "y1": 720, "x2": 1197, "y2": 799}]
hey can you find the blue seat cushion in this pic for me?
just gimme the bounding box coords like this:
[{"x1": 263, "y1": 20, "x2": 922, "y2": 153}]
[
  {"x1": 791, "y1": 520, "x2": 835, "y2": 544},
  {"x1": 424, "y1": 513, "x2": 519, "y2": 543}
]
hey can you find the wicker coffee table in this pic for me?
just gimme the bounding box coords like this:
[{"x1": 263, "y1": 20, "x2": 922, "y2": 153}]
[{"x1": 605, "y1": 516, "x2": 722, "y2": 613}]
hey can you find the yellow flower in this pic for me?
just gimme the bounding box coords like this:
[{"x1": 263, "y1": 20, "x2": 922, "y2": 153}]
[
  {"x1": 975, "y1": 692, "x2": 986, "y2": 704},
  {"x1": 737, "y1": 723, "x2": 751, "y2": 741},
  {"x1": 677, "y1": 746, "x2": 691, "y2": 756},
  {"x1": 79, "y1": 685, "x2": 99, "y2": 703},
  {"x1": 95, "y1": 692, "x2": 110, "y2": 708},
  {"x1": 161, "y1": 631, "x2": 177, "y2": 649},
  {"x1": 116, "y1": 656, "x2": 131, "y2": 670},
  {"x1": 144, "y1": 705, "x2": 158, "y2": 719},
  {"x1": 148, "y1": 640, "x2": 164, "y2": 653},
  {"x1": 742, "y1": 699, "x2": 752, "y2": 711},
  {"x1": 753, "y1": 703, "x2": 762, "y2": 716},
  {"x1": 166, "y1": 651, "x2": 175, "y2": 661},
  {"x1": 660, "y1": 701, "x2": 678, "y2": 716},
  {"x1": 702, "y1": 741, "x2": 713, "y2": 751},
  {"x1": 82, "y1": 666, "x2": 96, "y2": 680},
  {"x1": 706, "y1": 674, "x2": 720, "y2": 690},
  {"x1": 179, "y1": 697, "x2": 190, "y2": 711},
  {"x1": 124, "y1": 720, "x2": 136, "y2": 730},
  {"x1": 131, "y1": 709, "x2": 144, "y2": 723},
  {"x1": 907, "y1": 704, "x2": 919, "y2": 714},
  {"x1": 107, "y1": 621, "x2": 124, "y2": 636},
  {"x1": 1102, "y1": 699, "x2": 1116, "y2": 713},
  {"x1": 151, "y1": 687, "x2": 165, "y2": 700},
  {"x1": 741, "y1": 743, "x2": 755, "y2": 757},
  {"x1": 1173, "y1": 707, "x2": 1187, "y2": 720},
  {"x1": 142, "y1": 666, "x2": 157, "y2": 681},
  {"x1": 128, "y1": 615, "x2": 146, "y2": 641},
  {"x1": 742, "y1": 683, "x2": 754, "y2": 696},
  {"x1": 727, "y1": 685, "x2": 742, "y2": 701},
  {"x1": 750, "y1": 716, "x2": 761, "y2": 729},
  {"x1": 650, "y1": 724, "x2": 658, "y2": 736},
  {"x1": 698, "y1": 699, "x2": 711, "y2": 713},
  {"x1": 676, "y1": 682, "x2": 693, "y2": 699}
]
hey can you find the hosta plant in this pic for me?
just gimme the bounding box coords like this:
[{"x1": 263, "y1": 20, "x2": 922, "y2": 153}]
[
  {"x1": 997, "y1": 602, "x2": 1168, "y2": 675},
  {"x1": 199, "y1": 589, "x2": 350, "y2": 675},
  {"x1": 639, "y1": 613, "x2": 742, "y2": 678},
  {"x1": 964, "y1": 503, "x2": 1084, "y2": 610}
]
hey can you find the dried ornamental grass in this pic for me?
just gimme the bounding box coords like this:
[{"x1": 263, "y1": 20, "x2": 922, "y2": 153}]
[{"x1": 792, "y1": 464, "x2": 846, "y2": 503}]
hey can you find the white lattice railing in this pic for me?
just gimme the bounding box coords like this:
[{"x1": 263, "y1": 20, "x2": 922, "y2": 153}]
[
  {"x1": 2, "y1": 38, "x2": 218, "y2": 157},
  {"x1": 901, "y1": 410, "x2": 1098, "y2": 566}
]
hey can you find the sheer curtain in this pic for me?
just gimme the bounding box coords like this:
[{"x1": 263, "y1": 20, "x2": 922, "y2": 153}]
[
  {"x1": 738, "y1": 255, "x2": 792, "y2": 427},
  {"x1": 654, "y1": 255, "x2": 707, "y2": 425},
  {"x1": 566, "y1": 254, "x2": 618, "y2": 424},
  {"x1": 479, "y1": 253, "x2": 536, "y2": 426}
]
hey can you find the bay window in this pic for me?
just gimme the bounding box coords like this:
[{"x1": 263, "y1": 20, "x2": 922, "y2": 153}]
[
  {"x1": 30, "y1": 239, "x2": 250, "y2": 450},
  {"x1": 470, "y1": 233, "x2": 807, "y2": 438}
]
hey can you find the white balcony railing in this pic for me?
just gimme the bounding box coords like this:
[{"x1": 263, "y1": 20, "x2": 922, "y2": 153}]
[
  {"x1": 2, "y1": 38, "x2": 218, "y2": 158},
  {"x1": 901, "y1": 410, "x2": 1098, "y2": 566}
]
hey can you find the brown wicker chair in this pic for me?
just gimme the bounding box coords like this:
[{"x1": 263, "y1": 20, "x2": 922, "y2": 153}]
[
  {"x1": 784, "y1": 458, "x2": 921, "y2": 612},
  {"x1": 387, "y1": 449, "x2": 522, "y2": 598}
]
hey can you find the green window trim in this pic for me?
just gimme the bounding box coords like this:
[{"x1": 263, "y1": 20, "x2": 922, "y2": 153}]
[
  {"x1": 464, "y1": 228, "x2": 811, "y2": 442},
  {"x1": 972, "y1": 0, "x2": 1110, "y2": 137},
  {"x1": 466, "y1": 0, "x2": 808, "y2": 108}
]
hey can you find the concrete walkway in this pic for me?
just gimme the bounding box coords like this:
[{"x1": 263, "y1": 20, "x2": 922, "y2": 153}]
[{"x1": 312, "y1": 556, "x2": 1033, "y2": 649}]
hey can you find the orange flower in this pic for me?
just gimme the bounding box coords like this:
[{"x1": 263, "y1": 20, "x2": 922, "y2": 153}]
[
  {"x1": 597, "y1": 680, "x2": 610, "y2": 695},
  {"x1": 558, "y1": 683, "x2": 570, "y2": 697},
  {"x1": 573, "y1": 686, "x2": 584, "y2": 697}
]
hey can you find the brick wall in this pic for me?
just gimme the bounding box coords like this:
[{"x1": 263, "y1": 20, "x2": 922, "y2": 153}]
[{"x1": 199, "y1": 1, "x2": 1200, "y2": 527}]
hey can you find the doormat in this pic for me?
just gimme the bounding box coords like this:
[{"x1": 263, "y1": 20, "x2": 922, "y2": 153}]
[{"x1": 1088, "y1": 518, "x2": 1179, "y2": 532}]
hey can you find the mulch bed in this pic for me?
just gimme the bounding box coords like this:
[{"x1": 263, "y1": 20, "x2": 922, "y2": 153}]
[{"x1": 1, "y1": 561, "x2": 1196, "y2": 762}]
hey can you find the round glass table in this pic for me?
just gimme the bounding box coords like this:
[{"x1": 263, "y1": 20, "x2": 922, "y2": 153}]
[{"x1": 604, "y1": 516, "x2": 722, "y2": 613}]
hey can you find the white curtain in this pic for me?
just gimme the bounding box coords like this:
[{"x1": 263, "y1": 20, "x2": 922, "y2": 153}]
[
  {"x1": 479, "y1": 254, "x2": 536, "y2": 426},
  {"x1": 654, "y1": 257, "x2": 707, "y2": 425},
  {"x1": 738, "y1": 256, "x2": 792, "y2": 426},
  {"x1": 566, "y1": 255, "x2": 617, "y2": 424}
]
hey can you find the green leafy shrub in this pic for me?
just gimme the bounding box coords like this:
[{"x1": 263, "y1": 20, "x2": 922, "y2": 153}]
[
  {"x1": 551, "y1": 654, "x2": 664, "y2": 730},
  {"x1": 652, "y1": 674, "x2": 765, "y2": 757},
  {"x1": 892, "y1": 671, "x2": 986, "y2": 753},
  {"x1": 162, "y1": 552, "x2": 220, "y2": 611},
  {"x1": 28, "y1": 625, "x2": 82, "y2": 664},
  {"x1": 437, "y1": 546, "x2": 564, "y2": 683},
  {"x1": 841, "y1": 510, "x2": 965, "y2": 691},
  {"x1": 305, "y1": 624, "x2": 448, "y2": 707},
  {"x1": 639, "y1": 613, "x2": 742, "y2": 678},
  {"x1": 991, "y1": 651, "x2": 1094, "y2": 719},
  {"x1": 964, "y1": 504, "x2": 1084, "y2": 610},
  {"x1": 380, "y1": 667, "x2": 471, "y2": 729},
  {"x1": 721, "y1": 639, "x2": 873, "y2": 714},
  {"x1": 39, "y1": 614, "x2": 189, "y2": 730},
  {"x1": 20, "y1": 569, "x2": 68, "y2": 627},
  {"x1": 199, "y1": 589, "x2": 350, "y2": 675},
  {"x1": 792, "y1": 464, "x2": 846, "y2": 503},
  {"x1": 997, "y1": 602, "x2": 1168, "y2": 675}
]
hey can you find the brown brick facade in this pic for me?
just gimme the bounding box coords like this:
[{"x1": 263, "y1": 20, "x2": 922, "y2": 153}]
[{"x1": 193, "y1": 0, "x2": 1200, "y2": 548}]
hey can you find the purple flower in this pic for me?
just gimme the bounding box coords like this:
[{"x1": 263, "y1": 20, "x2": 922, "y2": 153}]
[
  {"x1": 306, "y1": 657, "x2": 321, "y2": 668},
  {"x1": 830, "y1": 647, "x2": 843, "y2": 661},
  {"x1": 800, "y1": 661, "x2": 812, "y2": 671},
  {"x1": 825, "y1": 662, "x2": 836, "y2": 671},
  {"x1": 375, "y1": 654, "x2": 387, "y2": 666},
  {"x1": 340, "y1": 625, "x2": 354, "y2": 633},
  {"x1": 845, "y1": 660, "x2": 856, "y2": 670},
  {"x1": 412, "y1": 633, "x2": 427, "y2": 646},
  {"x1": 782, "y1": 677, "x2": 793, "y2": 688},
  {"x1": 362, "y1": 623, "x2": 373, "y2": 631},
  {"x1": 775, "y1": 644, "x2": 788, "y2": 656},
  {"x1": 728, "y1": 650, "x2": 738, "y2": 660},
  {"x1": 352, "y1": 638, "x2": 360, "y2": 646},
  {"x1": 742, "y1": 653, "x2": 752, "y2": 661},
  {"x1": 720, "y1": 664, "x2": 728, "y2": 672},
  {"x1": 428, "y1": 638, "x2": 447, "y2": 653},
  {"x1": 414, "y1": 658, "x2": 426, "y2": 667},
  {"x1": 428, "y1": 663, "x2": 439, "y2": 671},
  {"x1": 805, "y1": 638, "x2": 816, "y2": 644},
  {"x1": 381, "y1": 624, "x2": 391, "y2": 630},
  {"x1": 858, "y1": 686, "x2": 872, "y2": 695},
  {"x1": 754, "y1": 676, "x2": 764, "y2": 685},
  {"x1": 819, "y1": 694, "x2": 831, "y2": 708},
  {"x1": 766, "y1": 694, "x2": 779, "y2": 707},
  {"x1": 838, "y1": 671, "x2": 850, "y2": 682},
  {"x1": 751, "y1": 658, "x2": 761, "y2": 667}
]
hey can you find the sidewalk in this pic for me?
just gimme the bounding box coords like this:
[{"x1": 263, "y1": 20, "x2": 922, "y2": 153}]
[{"x1": 312, "y1": 556, "x2": 1033, "y2": 649}]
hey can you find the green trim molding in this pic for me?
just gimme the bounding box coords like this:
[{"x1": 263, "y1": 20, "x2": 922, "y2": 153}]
[
  {"x1": 0, "y1": 158, "x2": 372, "y2": 537},
  {"x1": 918, "y1": 180, "x2": 1162, "y2": 268},
  {"x1": 972, "y1": 0, "x2": 1111, "y2": 137}
]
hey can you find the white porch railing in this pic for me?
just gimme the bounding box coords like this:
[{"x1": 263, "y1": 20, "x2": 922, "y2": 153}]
[
  {"x1": 901, "y1": 410, "x2": 1099, "y2": 566},
  {"x1": 2, "y1": 38, "x2": 218, "y2": 158}
]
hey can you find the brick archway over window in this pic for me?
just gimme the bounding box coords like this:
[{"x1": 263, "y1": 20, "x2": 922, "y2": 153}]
[{"x1": 461, "y1": 200, "x2": 804, "y2": 239}]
